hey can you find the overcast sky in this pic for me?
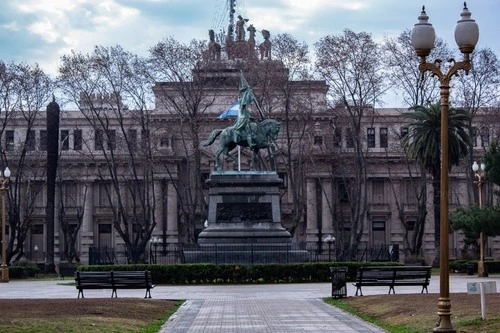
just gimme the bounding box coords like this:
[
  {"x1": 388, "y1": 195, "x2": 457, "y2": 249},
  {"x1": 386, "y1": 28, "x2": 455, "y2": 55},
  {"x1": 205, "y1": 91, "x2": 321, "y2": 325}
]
[{"x1": 1, "y1": 0, "x2": 498, "y2": 107}]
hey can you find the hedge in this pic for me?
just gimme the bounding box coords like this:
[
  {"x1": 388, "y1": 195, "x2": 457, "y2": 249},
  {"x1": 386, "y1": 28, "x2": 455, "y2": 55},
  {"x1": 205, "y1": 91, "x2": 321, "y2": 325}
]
[{"x1": 77, "y1": 262, "x2": 402, "y2": 284}]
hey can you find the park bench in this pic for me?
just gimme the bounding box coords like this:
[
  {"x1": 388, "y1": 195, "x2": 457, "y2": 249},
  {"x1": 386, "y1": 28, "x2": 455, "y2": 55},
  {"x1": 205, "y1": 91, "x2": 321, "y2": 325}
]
[
  {"x1": 353, "y1": 266, "x2": 432, "y2": 296},
  {"x1": 58, "y1": 264, "x2": 77, "y2": 280},
  {"x1": 75, "y1": 271, "x2": 154, "y2": 298}
]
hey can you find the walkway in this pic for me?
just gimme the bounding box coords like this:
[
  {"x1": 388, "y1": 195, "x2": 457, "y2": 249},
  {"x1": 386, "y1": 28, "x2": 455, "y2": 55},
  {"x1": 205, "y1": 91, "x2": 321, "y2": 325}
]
[{"x1": 1, "y1": 274, "x2": 498, "y2": 332}]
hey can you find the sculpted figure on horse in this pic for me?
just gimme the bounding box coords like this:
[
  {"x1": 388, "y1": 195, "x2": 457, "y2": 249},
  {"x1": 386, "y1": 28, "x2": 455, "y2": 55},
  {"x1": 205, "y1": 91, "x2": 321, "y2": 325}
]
[{"x1": 203, "y1": 72, "x2": 280, "y2": 171}]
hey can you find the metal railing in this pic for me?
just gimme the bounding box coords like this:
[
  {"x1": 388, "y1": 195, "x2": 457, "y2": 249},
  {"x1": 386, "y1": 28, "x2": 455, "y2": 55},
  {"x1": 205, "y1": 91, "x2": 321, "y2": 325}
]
[{"x1": 141, "y1": 243, "x2": 400, "y2": 265}]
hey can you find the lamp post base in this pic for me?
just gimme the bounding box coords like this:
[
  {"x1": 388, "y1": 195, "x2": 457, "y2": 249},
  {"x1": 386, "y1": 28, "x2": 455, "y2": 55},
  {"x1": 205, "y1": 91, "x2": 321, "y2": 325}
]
[
  {"x1": 1, "y1": 264, "x2": 9, "y2": 283},
  {"x1": 433, "y1": 297, "x2": 455, "y2": 332},
  {"x1": 477, "y1": 261, "x2": 488, "y2": 277}
]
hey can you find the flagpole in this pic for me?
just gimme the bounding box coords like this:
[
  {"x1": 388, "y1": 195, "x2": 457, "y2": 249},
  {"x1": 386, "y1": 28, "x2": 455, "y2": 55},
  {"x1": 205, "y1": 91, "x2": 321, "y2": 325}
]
[{"x1": 238, "y1": 146, "x2": 241, "y2": 171}]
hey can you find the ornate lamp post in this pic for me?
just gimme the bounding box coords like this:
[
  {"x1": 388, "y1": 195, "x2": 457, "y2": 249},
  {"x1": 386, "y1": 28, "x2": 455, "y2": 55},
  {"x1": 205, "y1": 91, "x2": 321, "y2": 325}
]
[
  {"x1": 323, "y1": 235, "x2": 336, "y2": 262},
  {"x1": 411, "y1": 3, "x2": 479, "y2": 332},
  {"x1": 1, "y1": 167, "x2": 11, "y2": 282},
  {"x1": 472, "y1": 161, "x2": 488, "y2": 277}
]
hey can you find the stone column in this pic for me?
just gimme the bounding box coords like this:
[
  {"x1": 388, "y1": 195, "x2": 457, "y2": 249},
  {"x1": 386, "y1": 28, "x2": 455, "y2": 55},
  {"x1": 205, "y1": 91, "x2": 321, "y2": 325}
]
[
  {"x1": 82, "y1": 183, "x2": 94, "y2": 233},
  {"x1": 153, "y1": 180, "x2": 163, "y2": 234},
  {"x1": 321, "y1": 179, "x2": 333, "y2": 236},
  {"x1": 80, "y1": 182, "x2": 94, "y2": 264},
  {"x1": 166, "y1": 181, "x2": 179, "y2": 243},
  {"x1": 306, "y1": 178, "x2": 318, "y2": 243}
]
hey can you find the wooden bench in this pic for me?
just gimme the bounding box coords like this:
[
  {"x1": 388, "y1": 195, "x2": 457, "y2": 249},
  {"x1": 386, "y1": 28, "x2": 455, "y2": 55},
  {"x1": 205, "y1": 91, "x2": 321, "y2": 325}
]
[
  {"x1": 75, "y1": 271, "x2": 155, "y2": 298},
  {"x1": 58, "y1": 265, "x2": 77, "y2": 280},
  {"x1": 353, "y1": 266, "x2": 432, "y2": 296}
]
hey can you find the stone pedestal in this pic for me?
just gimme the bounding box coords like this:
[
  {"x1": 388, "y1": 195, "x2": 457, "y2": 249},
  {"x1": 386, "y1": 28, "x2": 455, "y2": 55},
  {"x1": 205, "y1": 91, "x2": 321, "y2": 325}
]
[{"x1": 197, "y1": 171, "x2": 291, "y2": 244}]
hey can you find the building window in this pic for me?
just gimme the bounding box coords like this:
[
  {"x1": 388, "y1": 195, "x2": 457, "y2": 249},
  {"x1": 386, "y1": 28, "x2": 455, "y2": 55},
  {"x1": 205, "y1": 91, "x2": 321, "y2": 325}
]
[
  {"x1": 372, "y1": 180, "x2": 385, "y2": 204},
  {"x1": 5, "y1": 130, "x2": 14, "y2": 151},
  {"x1": 333, "y1": 127, "x2": 342, "y2": 147},
  {"x1": 141, "y1": 129, "x2": 150, "y2": 147},
  {"x1": 278, "y1": 172, "x2": 288, "y2": 189},
  {"x1": 404, "y1": 179, "x2": 418, "y2": 204},
  {"x1": 64, "y1": 182, "x2": 78, "y2": 206},
  {"x1": 98, "y1": 183, "x2": 111, "y2": 206},
  {"x1": 338, "y1": 179, "x2": 350, "y2": 203},
  {"x1": 201, "y1": 172, "x2": 210, "y2": 189},
  {"x1": 95, "y1": 129, "x2": 104, "y2": 150},
  {"x1": 32, "y1": 184, "x2": 46, "y2": 207},
  {"x1": 27, "y1": 130, "x2": 36, "y2": 151},
  {"x1": 98, "y1": 223, "x2": 112, "y2": 248},
  {"x1": 39, "y1": 130, "x2": 47, "y2": 151},
  {"x1": 160, "y1": 136, "x2": 170, "y2": 148},
  {"x1": 372, "y1": 221, "x2": 386, "y2": 246},
  {"x1": 128, "y1": 129, "x2": 137, "y2": 151},
  {"x1": 107, "y1": 129, "x2": 116, "y2": 150},
  {"x1": 367, "y1": 128, "x2": 375, "y2": 148},
  {"x1": 346, "y1": 128, "x2": 354, "y2": 148},
  {"x1": 74, "y1": 130, "x2": 82, "y2": 151},
  {"x1": 313, "y1": 136, "x2": 323, "y2": 146},
  {"x1": 60, "y1": 130, "x2": 69, "y2": 151},
  {"x1": 31, "y1": 223, "x2": 44, "y2": 261},
  {"x1": 472, "y1": 127, "x2": 478, "y2": 147},
  {"x1": 401, "y1": 127, "x2": 408, "y2": 138},
  {"x1": 480, "y1": 127, "x2": 489, "y2": 147},
  {"x1": 380, "y1": 127, "x2": 388, "y2": 148}
]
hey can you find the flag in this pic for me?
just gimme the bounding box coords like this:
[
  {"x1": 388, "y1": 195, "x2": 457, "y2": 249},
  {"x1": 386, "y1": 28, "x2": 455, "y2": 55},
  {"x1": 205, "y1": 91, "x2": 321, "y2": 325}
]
[{"x1": 218, "y1": 100, "x2": 240, "y2": 119}]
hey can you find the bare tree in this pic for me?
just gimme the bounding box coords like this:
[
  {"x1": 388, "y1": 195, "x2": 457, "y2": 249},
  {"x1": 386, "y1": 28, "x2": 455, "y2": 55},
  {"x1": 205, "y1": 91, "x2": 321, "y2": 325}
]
[
  {"x1": 0, "y1": 61, "x2": 52, "y2": 263},
  {"x1": 250, "y1": 33, "x2": 321, "y2": 238},
  {"x1": 383, "y1": 29, "x2": 452, "y2": 107},
  {"x1": 382, "y1": 30, "x2": 453, "y2": 258},
  {"x1": 453, "y1": 48, "x2": 500, "y2": 206},
  {"x1": 315, "y1": 29, "x2": 386, "y2": 259},
  {"x1": 148, "y1": 37, "x2": 219, "y2": 242},
  {"x1": 58, "y1": 45, "x2": 158, "y2": 263},
  {"x1": 57, "y1": 169, "x2": 90, "y2": 264}
]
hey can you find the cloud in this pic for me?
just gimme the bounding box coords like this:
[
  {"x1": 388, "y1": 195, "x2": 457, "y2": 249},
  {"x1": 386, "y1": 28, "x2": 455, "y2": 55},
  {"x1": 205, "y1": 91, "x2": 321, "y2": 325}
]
[
  {"x1": 1, "y1": 21, "x2": 20, "y2": 32},
  {"x1": 28, "y1": 19, "x2": 59, "y2": 43}
]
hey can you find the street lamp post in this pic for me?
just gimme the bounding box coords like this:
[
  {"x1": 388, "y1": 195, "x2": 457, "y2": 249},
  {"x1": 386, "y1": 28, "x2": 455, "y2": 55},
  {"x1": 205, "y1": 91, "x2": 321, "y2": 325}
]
[
  {"x1": 34, "y1": 245, "x2": 39, "y2": 266},
  {"x1": 323, "y1": 235, "x2": 336, "y2": 262},
  {"x1": 150, "y1": 237, "x2": 159, "y2": 264},
  {"x1": 472, "y1": 161, "x2": 488, "y2": 277},
  {"x1": 411, "y1": 3, "x2": 479, "y2": 332},
  {"x1": 1, "y1": 167, "x2": 11, "y2": 283}
]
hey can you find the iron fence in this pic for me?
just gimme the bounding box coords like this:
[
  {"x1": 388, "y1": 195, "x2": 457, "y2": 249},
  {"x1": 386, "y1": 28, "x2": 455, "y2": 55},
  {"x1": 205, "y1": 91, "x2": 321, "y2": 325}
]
[{"x1": 138, "y1": 242, "x2": 400, "y2": 265}]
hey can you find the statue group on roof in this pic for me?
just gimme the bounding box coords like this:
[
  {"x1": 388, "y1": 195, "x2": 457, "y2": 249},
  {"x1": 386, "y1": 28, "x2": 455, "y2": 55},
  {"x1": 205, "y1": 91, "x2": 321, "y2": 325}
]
[{"x1": 205, "y1": 14, "x2": 272, "y2": 61}]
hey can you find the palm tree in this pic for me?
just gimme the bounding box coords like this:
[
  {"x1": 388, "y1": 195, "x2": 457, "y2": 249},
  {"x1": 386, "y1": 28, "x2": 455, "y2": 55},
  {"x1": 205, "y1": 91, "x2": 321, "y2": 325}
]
[{"x1": 401, "y1": 104, "x2": 471, "y2": 263}]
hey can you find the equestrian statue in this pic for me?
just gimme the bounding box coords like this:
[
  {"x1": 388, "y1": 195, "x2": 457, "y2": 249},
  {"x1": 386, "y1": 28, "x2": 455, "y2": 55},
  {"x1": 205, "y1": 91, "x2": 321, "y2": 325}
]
[{"x1": 204, "y1": 72, "x2": 281, "y2": 171}]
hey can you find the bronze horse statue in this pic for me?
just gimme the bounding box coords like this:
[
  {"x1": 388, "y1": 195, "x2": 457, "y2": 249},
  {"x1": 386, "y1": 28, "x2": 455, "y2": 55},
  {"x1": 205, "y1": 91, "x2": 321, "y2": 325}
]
[{"x1": 203, "y1": 118, "x2": 280, "y2": 171}]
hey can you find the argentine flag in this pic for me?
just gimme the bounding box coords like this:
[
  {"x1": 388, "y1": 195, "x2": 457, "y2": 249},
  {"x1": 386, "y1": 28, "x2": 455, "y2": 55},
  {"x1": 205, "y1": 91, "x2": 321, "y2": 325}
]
[{"x1": 218, "y1": 100, "x2": 240, "y2": 119}]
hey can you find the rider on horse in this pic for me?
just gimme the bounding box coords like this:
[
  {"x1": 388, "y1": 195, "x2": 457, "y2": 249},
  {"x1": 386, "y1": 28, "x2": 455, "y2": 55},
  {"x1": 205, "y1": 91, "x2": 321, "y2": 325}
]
[{"x1": 233, "y1": 72, "x2": 258, "y2": 148}]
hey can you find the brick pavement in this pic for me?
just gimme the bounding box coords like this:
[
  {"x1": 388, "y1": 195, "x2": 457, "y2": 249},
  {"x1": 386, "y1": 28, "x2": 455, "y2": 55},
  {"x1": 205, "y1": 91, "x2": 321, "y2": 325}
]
[{"x1": 1, "y1": 274, "x2": 498, "y2": 332}]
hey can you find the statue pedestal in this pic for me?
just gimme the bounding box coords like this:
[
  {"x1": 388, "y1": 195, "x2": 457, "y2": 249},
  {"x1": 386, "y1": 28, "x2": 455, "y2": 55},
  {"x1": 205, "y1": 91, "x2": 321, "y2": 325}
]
[{"x1": 197, "y1": 171, "x2": 291, "y2": 244}]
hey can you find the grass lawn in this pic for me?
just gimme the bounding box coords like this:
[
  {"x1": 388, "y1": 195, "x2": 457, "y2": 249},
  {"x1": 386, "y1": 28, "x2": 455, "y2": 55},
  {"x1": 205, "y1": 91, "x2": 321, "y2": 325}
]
[
  {"x1": 0, "y1": 298, "x2": 182, "y2": 333},
  {"x1": 326, "y1": 293, "x2": 500, "y2": 333}
]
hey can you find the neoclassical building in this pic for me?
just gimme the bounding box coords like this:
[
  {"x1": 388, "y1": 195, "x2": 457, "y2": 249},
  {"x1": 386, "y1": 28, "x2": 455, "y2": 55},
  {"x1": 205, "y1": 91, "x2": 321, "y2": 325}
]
[{"x1": 2, "y1": 27, "x2": 499, "y2": 267}]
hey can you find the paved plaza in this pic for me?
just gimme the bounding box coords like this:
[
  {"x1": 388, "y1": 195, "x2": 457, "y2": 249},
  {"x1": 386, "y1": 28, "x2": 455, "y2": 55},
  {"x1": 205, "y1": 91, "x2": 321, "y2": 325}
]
[{"x1": 1, "y1": 274, "x2": 498, "y2": 332}]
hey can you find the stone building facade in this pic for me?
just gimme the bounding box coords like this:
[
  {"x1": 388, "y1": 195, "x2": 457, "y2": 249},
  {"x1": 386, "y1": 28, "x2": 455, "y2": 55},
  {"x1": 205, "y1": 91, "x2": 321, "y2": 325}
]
[{"x1": 2, "y1": 53, "x2": 499, "y2": 267}]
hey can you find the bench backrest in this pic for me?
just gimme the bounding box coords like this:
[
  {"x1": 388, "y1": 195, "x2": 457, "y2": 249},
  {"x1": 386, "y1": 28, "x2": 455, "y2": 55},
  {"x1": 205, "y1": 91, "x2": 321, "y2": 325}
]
[
  {"x1": 393, "y1": 266, "x2": 432, "y2": 281},
  {"x1": 75, "y1": 271, "x2": 153, "y2": 288},
  {"x1": 357, "y1": 266, "x2": 431, "y2": 282},
  {"x1": 112, "y1": 271, "x2": 153, "y2": 288},
  {"x1": 357, "y1": 267, "x2": 395, "y2": 282},
  {"x1": 76, "y1": 271, "x2": 113, "y2": 288}
]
